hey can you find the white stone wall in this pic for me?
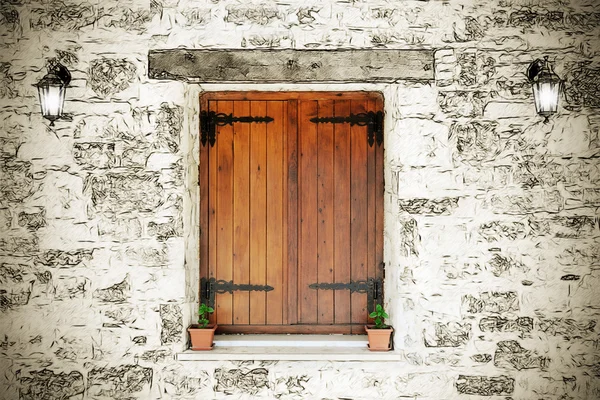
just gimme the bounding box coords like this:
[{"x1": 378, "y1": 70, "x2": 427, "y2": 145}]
[{"x1": 1, "y1": 0, "x2": 599, "y2": 398}]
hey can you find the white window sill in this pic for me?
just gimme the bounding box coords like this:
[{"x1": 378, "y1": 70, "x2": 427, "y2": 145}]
[{"x1": 177, "y1": 335, "x2": 401, "y2": 361}]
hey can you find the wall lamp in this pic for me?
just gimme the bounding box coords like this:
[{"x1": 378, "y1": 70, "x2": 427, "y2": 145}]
[
  {"x1": 527, "y1": 56, "x2": 562, "y2": 123},
  {"x1": 36, "y1": 60, "x2": 71, "y2": 126}
]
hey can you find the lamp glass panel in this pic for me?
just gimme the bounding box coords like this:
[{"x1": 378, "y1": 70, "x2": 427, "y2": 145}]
[
  {"x1": 533, "y1": 81, "x2": 560, "y2": 115},
  {"x1": 38, "y1": 84, "x2": 65, "y2": 118}
]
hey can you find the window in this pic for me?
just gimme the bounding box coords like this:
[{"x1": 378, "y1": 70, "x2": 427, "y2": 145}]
[{"x1": 199, "y1": 92, "x2": 384, "y2": 334}]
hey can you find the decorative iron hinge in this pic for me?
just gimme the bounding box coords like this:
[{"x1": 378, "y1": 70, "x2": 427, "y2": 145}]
[
  {"x1": 310, "y1": 111, "x2": 384, "y2": 147},
  {"x1": 308, "y1": 277, "x2": 383, "y2": 313},
  {"x1": 201, "y1": 277, "x2": 274, "y2": 307},
  {"x1": 200, "y1": 110, "x2": 274, "y2": 147}
]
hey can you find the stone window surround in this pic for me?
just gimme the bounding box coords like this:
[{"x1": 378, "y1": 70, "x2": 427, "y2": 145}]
[{"x1": 181, "y1": 82, "x2": 414, "y2": 356}]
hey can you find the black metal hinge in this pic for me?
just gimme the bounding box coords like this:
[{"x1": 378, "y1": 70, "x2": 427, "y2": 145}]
[
  {"x1": 308, "y1": 277, "x2": 383, "y2": 313},
  {"x1": 201, "y1": 277, "x2": 274, "y2": 307},
  {"x1": 310, "y1": 111, "x2": 384, "y2": 147},
  {"x1": 200, "y1": 110, "x2": 274, "y2": 147}
]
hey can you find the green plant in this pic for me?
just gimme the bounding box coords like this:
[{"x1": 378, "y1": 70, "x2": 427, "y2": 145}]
[
  {"x1": 197, "y1": 303, "x2": 214, "y2": 328},
  {"x1": 369, "y1": 304, "x2": 389, "y2": 329}
]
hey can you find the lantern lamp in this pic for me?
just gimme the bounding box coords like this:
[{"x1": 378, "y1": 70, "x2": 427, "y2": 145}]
[
  {"x1": 36, "y1": 61, "x2": 71, "y2": 126},
  {"x1": 526, "y1": 56, "x2": 562, "y2": 123}
]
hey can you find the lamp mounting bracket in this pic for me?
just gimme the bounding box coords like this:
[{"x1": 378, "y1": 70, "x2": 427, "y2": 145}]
[{"x1": 47, "y1": 59, "x2": 72, "y2": 86}]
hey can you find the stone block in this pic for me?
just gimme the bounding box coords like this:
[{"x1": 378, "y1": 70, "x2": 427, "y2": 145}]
[
  {"x1": 154, "y1": 102, "x2": 183, "y2": 154},
  {"x1": 98, "y1": 216, "x2": 142, "y2": 242},
  {"x1": 389, "y1": 118, "x2": 451, "y2": 168},
  {"x1": 148, "y1": 218, "x2": 182, "y2": 242},
  {"x1": 52, "y1": 275, "x2": 90, "y2": 301},
  {"x1": 85, "y1": 172, "x2": 163, "y2": 214},
  {"x1": 538, "y1": 317, "x2": 596, "y2": 339},
  {"x1": 0, "y1": 235, "x2": 38, "y2": 255},
  {"x1": 73, "y1": 142, "x2": 116, "y2": 169},
  {"x1": 35, "y1": 249, "x2": 93, "y2": 267},
  {"x1": 94, "y1": 276, "x2": 130, "y2": 303},
  {"x1": 488, "y1": 189, "x2": 563, "y2": 214},
  {"x1": 87, "y1": 365, "x2": 152, "y2": 398},
  {"x1": 564, "y1": 65, "x2": 600, "y2": 108},
  {"x1": 122, "y1": 244, "x2": 169, "y2": 267},
  {"x1": 511, "y1": 159, "x2": 565, "y2": 188},
  {"x1": 160, "y1": 367, "x2": 211, "y2": 398},
  {"x1": 395, "y1": 85, "x2": 439, "y2": 118},
  {"x1": 226, "y1": 4, "x2": 281, "y2": 25},
  {"x1": 471, "y1": 354, "x2": 492, "y2": 363},
  {"x1": 0, "y1": 208, "x2": 10, "y2": 229},
  {"x1": 160, "y1": 303, "x2": 182, "y2": 345},
  {"x1": 19, "y1": 369, "x2": 84, "y2": 400},
  {"x1": 17, "y1": 209, "x2": 46, "y2": 231},
  {"x1": 457, "y1": 50, "x2": 496, "y2": 87},
  {"x1": 87, "y1": 57, "x2": 137, "y2": 98},
  {"x1": 455, "y1": 375, "x2": 514, "y2": 396},
  {"x1": 0, "y1": 158, "x2": 34, "y2": 202},
  {"x1": 450, "y1": 121, "x2": 500, "y2": 165},
  {"x1": 478, "y1": 220, "x2": 527, "y2": 242},
  {"x1": 463, "y1": 291, "x2": 519, "y2": 314},
  {"x1": 423, "y1": 321, "x2": 471, "y2": 347},
  {"x1": 0, "y1": 282, "x2": 32, "y2": 312},
  {"x1": 486, "y1": 253, "x2": 529, "y2": 277},
  {"x1": 0, "y1": 61, "x2": 18, "y2": 99},
  {"x1": 547, "y1": 115, "x2": 592, "y2": 155},
  {"x1": 102, "y1": 6, "x2": 155, "y2": 33},
  {"x1": 29, "y1": 1, "x2": 99, "y2": 31},
  {"x1": 438, "y1": 91, "x2": 489, "y2": 117},
  {"x1": 483, "y1": 101, "x2": 532, "y2": 119},
  {"x1": 398, "y1": 197, "x2": 459, "y2": 215},
  {"x1": 479, "y1": 316, "x2": 533, "y2": 333},
  {"x1": 462, "y1": 165, "x2": 510, "y2": 189},
  {"x1": 214, "y1": 367, "x2": 269, "y2": 396},
  {"x1": 493, "y1": 340, "x2": 548, "y2": 370}
]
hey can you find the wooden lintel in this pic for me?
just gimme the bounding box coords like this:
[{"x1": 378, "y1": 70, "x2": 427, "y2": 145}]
[{"x1": 148, "y1": 49, "x2": 434, "y2": 83}]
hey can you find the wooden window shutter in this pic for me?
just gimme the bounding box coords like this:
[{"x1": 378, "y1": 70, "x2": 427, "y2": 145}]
[{"x1": 199, "y1": 92, "x2": 384, "y2": 334}]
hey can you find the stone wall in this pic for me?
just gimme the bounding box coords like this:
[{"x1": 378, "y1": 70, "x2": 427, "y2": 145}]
[{"x1": 1, "y1": 0, "x2": 599, "y2": 399}]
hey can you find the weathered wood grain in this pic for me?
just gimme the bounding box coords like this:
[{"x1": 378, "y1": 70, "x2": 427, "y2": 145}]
[{"x1": 148, "y1": 49, "x2": 434, "y2": 82}]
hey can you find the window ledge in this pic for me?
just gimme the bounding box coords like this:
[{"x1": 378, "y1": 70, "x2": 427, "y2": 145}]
[{"x1": 177, "y1": 335, "x2": 400, "y2": 361}]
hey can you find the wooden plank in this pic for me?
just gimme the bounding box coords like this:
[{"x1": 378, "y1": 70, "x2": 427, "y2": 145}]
[
  {"x1": 217, "y1": 324, "x2": 366, "y2": 335},
  {"x1": 207, "y1": 100, "x2": 218, "y2": 325},
  {"x1": 333, "y1": 99, "x2": 351, "y2": 325},
  {"x1": 298, "y1": 99, "x2": 318, "y2": 324},
  {"x1": 350, "y1": 99, "x2": 369, "y2": 325},
  {"x1": 249, "y1": 100, "x2": 268, "y2": 325},
  {"x1": 316, "y1": 99, "x2": 334, "y2": 325},
  {"x1": 266, "y1": 101, "x2": 285, "y2": 325},
  {"x1": 232, "y1": 100, "x2": 251, "y2": 325},
  {"x1": 366, "y1": 98, "x2": 377, "y2": 319},
  {"x1": 199, "y1": 96, "x2": 211, "y2": 322},
  {"x1": 375, "y1": 96, "x2": 385, "y2": 297},
  {"x1": 149, "y1": 49, "x2": 434, "y2": 82},
  {"x1": 200, "y1": 91, "x2": 385, "y2": 101},
  {"x1": 286, "y1": 99, "x2": 298, "y2": 325},
  {"x1": 282, "y1": 100, "x2": 289, "y2": 325},
  {"x1": 215, "y1": 100, "x2": 234, "y2": 326}
]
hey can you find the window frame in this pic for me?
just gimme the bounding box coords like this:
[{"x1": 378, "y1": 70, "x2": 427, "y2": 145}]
[{"x1": 198, "y1": 91, "x2": 385, "y2": 335}]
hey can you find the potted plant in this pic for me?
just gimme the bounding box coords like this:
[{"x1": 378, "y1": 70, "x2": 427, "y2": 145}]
[
  {"x1": 365, "y1": 304, "x2": 393, "y2": 351},
  {"x1": 187, "y1": 303, "x2": 217, "y2": 350}
]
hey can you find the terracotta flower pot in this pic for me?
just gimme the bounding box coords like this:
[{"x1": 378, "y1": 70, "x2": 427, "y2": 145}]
[
  {"x1": 188, "y1": 324, "x2": 217, "y2": 350},
  {"x1": 365, "y1": 325, "x2": 393, "y2": 351}
]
